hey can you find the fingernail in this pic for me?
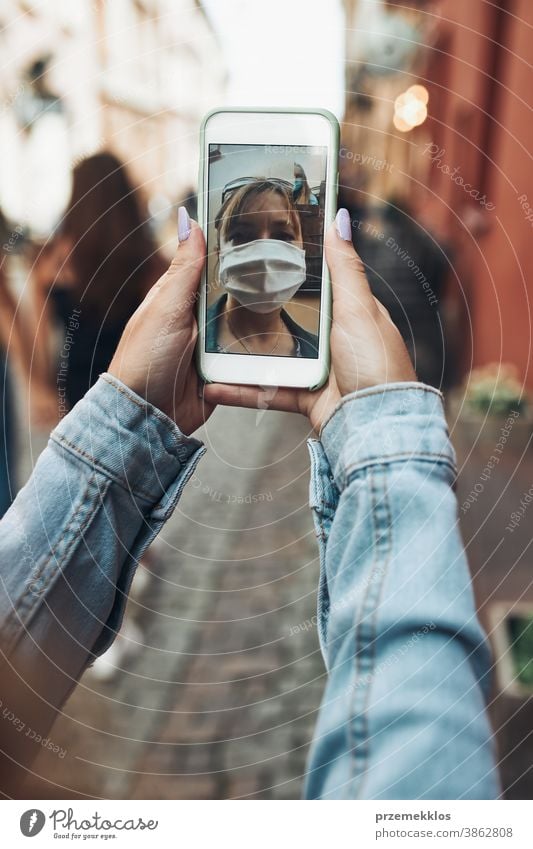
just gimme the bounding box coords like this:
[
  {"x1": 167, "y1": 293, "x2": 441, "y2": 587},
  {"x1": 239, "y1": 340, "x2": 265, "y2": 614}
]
[
  {"x1": 335, "y1": 208, "x2": 352, "y2": 241},
  {"x1": 177, "y1": 206, "x2": 191, "y2": 242}
]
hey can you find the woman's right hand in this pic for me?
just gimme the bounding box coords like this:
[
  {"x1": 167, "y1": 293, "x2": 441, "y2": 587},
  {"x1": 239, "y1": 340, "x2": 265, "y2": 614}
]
[{"x1": 203, "y1": 209, "x2": 417, "y2": 434}]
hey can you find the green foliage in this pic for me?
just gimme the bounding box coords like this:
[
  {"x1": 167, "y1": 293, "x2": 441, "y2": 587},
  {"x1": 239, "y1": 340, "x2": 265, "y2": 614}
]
[
  {"x1": 508, "y1": 614, "x2": 533, "y2": 687},
  {"x1": 463, "y1": 364, "x2": 529, "y2": 417}
]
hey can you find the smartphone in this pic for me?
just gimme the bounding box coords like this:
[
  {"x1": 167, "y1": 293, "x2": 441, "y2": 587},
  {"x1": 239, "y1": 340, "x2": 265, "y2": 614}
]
[{"x1": 196, "y1": 107, "x2": 339, "y2": 390}]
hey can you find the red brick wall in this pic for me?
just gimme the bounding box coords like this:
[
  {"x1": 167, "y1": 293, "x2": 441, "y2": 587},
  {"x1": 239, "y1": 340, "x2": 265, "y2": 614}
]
[{"x1": 420, "y1": 0, "x2": 533, "y2": 387}]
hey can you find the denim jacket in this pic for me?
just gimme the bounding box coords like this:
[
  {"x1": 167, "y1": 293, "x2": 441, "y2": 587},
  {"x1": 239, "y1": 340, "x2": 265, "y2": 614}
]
[{"x1": 0, "y1": 374, "x2": 499, "y2": 798}]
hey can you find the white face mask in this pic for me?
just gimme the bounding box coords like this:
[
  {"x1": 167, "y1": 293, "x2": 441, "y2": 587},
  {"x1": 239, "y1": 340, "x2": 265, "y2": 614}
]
[{"x1": 218, "y1": 238, "x2": 306, "y2": 314}]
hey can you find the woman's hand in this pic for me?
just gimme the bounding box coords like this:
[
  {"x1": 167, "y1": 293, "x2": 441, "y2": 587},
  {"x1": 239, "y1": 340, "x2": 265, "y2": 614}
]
[
  {"x1": 109, "y1": 209, "x2": 214, "y2": 435},
  {"x1": 203, "y1": 209, "x2": 416, "y2": 434}
]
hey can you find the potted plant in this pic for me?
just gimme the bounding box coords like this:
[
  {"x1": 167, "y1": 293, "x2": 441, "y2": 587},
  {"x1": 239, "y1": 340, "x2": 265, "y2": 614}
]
[
  {"x1": 489, "y1": 602, "x2": 533, "y2": 698},
  {"x1": 488, "y1": 602, "x2": 533, "y2": 798},
  {"x1": 447, "y1": 363, "x2": 532, "y2": 450}
]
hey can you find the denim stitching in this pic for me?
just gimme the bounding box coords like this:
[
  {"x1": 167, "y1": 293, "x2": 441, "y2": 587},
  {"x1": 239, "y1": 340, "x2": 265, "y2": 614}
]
[
  {"x1": 319, "y1": 384, "x2": 444, "y2": 437},
  {"x1": 347, "y1": 466, "x2": 377, "y2": 790},
  {"x1": 151, "y1": 444, "x2": 207, "y2": 520},
  {"x1": 308, "y1": 440, "x2": 340, "y2": 518},
  {"x1": 356, "y1": 466, "x2": 392, "y2": 800},
  {"x1": 348, "y1": 464, "x2": 392, "y2": 797},
  {"x1": 6, "y1": 469, "x2": 105, "y2": 655},
  {"x1": 51, "y1": 432, "x2": 168, "y2": 504},
  {"x1": 307, "y1": 439, "x2": 332, "y2": 656},
  {"x1": 100, "y1": 373, "x2": 184, "y2": 437},
  {"x1": 344, "y1": 453, "x2": 457, "y2": 487},
  {"x1": 316, "y1": 510, "x2": 331, "y2": 654}
]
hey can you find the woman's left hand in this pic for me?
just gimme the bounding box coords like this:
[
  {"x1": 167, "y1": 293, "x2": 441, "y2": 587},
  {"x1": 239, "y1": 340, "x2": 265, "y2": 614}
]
[{"x1": 109, "y1": 209, "x2": 214, "y2": 435}]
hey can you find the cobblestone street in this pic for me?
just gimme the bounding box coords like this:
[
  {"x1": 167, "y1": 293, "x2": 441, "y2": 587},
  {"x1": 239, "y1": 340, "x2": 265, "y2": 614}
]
[{"x1": 24, "y1": 407, "x2": 326, "y2": 799}]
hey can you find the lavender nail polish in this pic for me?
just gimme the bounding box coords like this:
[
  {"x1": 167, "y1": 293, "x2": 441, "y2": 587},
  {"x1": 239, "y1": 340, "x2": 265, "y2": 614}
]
[
  {"x1": 177, "y1": 205, "x2": 191, "y2": 242},
  {"x1": 335, "y1": 208, "x2": 352, "y2": 241}
]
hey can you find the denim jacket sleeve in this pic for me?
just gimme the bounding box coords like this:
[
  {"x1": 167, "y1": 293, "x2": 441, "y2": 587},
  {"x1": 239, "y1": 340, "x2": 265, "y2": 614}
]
[
  {"x1": 0, "y1": 373, "x2": 205, "y2": 779},
  {"x1": 304, "y1": 382, "x2": 500, "y2": 800}
]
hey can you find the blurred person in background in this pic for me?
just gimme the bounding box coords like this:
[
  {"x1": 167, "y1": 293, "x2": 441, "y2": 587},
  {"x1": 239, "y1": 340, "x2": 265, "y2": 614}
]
[
  {"x1": 293, "y1": 162, "x2": 318, "y2": 206},
  {"x1": 0, "y1": 209, "x2": 30, "y2": 517},
  {"x1": 30, "y1": 151, "x2": 167, "y2": 418},
  {"x1": 338, "y1": 152, "x2": 450, "y2": 389},
  {"x1": 28, "y1": 152, "x2": 168, "y2": 677}
]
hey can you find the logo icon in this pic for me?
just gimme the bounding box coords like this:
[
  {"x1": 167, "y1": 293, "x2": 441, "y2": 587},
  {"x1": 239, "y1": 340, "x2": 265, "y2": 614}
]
[
  {"x1": 20, "y1": 809, "x2": 46, "y2": 837},
  {"x1": 255, "y1": 379, "x2": 279, "y2": 426}
]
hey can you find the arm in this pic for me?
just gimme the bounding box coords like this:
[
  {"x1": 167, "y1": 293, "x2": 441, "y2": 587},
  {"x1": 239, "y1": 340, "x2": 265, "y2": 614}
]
[
  {"x1": 0, "y1": 209, "x2": 213, "y2": 791},
  {"x1": 0, "y1": 374, "x2": 204, "y2": 787},
  {"x1": 204, "y1": 209, "x2": 500, "y2": 800},
  {"x1": 304, "y1": 383, "x2": 499, "y2": 799}
]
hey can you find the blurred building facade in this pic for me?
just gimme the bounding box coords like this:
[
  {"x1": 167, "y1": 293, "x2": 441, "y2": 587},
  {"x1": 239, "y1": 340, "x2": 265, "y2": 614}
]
[
  {"x1": 341, "y1": 0, "x2": 532, "y2": 390},
  {"x1": 422, "y1": 0, "x2": 533, "y2": 390},
  {"x1": 340, "y1": 1, "x2": 448, "y2": 387},
  {"x1": 341, "y1": 0, "x2": 434, "y2": 208},
  {"x1": 0, "y1": 0, "x2": 225, "y2": 237}
]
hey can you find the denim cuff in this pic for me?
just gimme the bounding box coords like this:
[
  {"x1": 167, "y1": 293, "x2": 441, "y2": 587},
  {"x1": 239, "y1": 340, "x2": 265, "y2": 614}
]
[
  {"x1": 307, "y1": 438, "x2": 340, "y2": 519},
  {"x1": 320, "y1": 382, "x2": 456, "y2": 491},
  {"x1": 50, "y1": 373, "x2": 205, "y2": 515}
]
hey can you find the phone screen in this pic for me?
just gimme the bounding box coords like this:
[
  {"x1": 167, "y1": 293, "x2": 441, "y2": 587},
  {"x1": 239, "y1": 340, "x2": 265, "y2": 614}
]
[{"x1": 205, "y1": 143, "x2": 328, "y2": 359}]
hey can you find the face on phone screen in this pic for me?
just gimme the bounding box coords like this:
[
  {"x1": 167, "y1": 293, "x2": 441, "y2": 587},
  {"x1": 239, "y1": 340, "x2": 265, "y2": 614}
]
[{"x1": 205, "y1": 143, "x2": 328, "y2": 359}]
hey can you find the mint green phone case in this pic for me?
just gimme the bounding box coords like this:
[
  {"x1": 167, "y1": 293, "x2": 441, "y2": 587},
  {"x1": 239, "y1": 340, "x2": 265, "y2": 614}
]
[{"x1": 196, "y1": 106, "x2": 340, "y2": 391}]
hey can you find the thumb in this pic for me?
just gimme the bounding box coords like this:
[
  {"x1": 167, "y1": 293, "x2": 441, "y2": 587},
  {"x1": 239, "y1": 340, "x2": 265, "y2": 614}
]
[
  {"x1": 324, "y1": 210, "x2": 377, "y2": 318},
  {"x1": 163, "y1": 208, "x2": 206, "y2": 301}
]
